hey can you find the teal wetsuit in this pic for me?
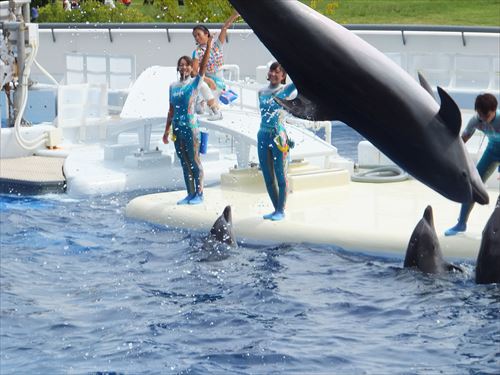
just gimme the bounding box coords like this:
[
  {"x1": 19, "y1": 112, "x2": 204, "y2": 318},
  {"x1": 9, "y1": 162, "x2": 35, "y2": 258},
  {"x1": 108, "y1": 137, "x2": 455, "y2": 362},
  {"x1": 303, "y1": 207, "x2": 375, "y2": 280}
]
[
  {"x1": 169, "y1": 75, "x2": 204, "y2": 200},
  {"x1": 446, "y1": 108, "x2": 500, "y2": 235},
  {"x1": 257, "y1": 82, "x2": 296, "y2": 220},
  {"x1": 464, "y1": 108, "x2": 500, "y2": 178}
]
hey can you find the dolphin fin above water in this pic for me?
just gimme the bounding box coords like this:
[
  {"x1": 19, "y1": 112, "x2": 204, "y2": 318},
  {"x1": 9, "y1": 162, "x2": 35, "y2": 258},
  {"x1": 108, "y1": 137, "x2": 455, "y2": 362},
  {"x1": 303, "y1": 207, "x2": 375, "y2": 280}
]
[
  {"x1": 404, "y1": 205, "x2": 463, "y2": 274},
  {"x1": 229, "y1": 0, "x2": 489, "y2": 205},
  {"x1": 209, "y1": 205, "x2": 237, "y2": 247},
  {"x1": 475, "y1": 196, "x2": 500, "y2": 284},
  {"x1": 198, "y1": 206, "x2": 238, "y2": 262}
]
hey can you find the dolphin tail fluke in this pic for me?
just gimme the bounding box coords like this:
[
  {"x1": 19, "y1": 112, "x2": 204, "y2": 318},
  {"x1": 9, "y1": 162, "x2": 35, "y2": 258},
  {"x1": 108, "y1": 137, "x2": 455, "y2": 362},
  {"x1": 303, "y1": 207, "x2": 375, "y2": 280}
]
[
  {"x1": 275, "y1": 95, "x2": 331, "y2": 121},
  {"x1": 418, "y1": 72, "x2": 437, "y2": 102},
  {"x1": 437, "y1": 87, "x2": 461, "y2": 136}
]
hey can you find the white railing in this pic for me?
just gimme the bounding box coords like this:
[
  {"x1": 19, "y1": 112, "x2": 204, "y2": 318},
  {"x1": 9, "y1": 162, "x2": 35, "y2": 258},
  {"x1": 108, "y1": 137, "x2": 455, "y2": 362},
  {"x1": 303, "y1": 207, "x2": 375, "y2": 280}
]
[
  {"x1": 223, "y1": 78, "x2": 333, "y2": 144},
  {"x1": 34, "y1": 25, "x2": 499, "y2": 98}
]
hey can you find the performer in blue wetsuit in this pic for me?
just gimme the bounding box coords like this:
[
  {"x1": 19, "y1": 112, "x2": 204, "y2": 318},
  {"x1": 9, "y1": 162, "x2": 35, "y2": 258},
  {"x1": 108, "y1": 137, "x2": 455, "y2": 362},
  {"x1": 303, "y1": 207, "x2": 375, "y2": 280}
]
[
  {"x1": 445, "y1": 93, "x2": 500, "y2": 235},
  {"x1": 258, "y1": 62, "x2": 297, "y2": 221},
  {"x1": 162, "y1": 36, "x2": 213, "y2": 205}
]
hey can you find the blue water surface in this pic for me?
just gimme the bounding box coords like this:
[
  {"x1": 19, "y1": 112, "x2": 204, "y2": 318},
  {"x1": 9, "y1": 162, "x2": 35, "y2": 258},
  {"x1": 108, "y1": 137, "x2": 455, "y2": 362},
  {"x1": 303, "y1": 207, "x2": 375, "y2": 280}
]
[{"x1": 1, "y1": 124, "x2": 499, "y2": 374}]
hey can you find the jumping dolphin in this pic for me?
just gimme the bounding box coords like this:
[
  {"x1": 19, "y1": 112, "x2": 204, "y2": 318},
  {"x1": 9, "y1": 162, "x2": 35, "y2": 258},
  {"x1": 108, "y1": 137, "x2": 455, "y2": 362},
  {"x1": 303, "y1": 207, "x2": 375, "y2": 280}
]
[
  {"x1": 229, "y1": 0, "x2": 489, "y2": 205},
  {"x1": 404, "y1": 206, "x2": 463, "y2": 274},
  {"x1": 475, "y1": 196, "x2": 500, "y2": 284}
]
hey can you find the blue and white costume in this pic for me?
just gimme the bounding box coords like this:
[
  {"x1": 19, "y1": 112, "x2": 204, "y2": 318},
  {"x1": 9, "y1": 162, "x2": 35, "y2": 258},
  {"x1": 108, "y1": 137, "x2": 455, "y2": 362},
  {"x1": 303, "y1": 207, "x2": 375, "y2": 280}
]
[
  {"x1": 446, "y1": 108, "x2": 500, "y2": 235},
  {"x1": 169, "y1": 75, "x2": 204, "y2": 203},
  {"x1": 192, "y1": 35, "x2": 226, "y2": 92},
  {"x1": 257, "y1": 82, "x2": 296, "y2": 220}
]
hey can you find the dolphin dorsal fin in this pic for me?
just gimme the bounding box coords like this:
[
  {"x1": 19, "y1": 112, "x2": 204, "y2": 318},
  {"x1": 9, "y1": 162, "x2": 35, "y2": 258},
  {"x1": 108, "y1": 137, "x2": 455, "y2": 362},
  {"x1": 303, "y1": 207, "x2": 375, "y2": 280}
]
[
  {"x1": 423, "y1": 205, "x2": 434, "y2": 227},
  {"x1": 223, "y1": 205, "x2": 232, "y2": 224},
  {"x1": 418, "y1": 72, "x2": 437, "y2": 102},
  {"x1": 275, "y1": 94, "x2": 331, "y2": 121},
  {"x1": 437, "y1": 87, "x2": 461, "y2": 136}
]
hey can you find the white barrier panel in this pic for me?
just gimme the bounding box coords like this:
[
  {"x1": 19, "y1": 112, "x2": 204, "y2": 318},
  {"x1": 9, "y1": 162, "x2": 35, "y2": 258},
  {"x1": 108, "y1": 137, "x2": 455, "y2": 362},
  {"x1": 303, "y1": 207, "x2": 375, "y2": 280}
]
[{"x1": 35, "y1": 28, "x2": 499, "y2": 96}]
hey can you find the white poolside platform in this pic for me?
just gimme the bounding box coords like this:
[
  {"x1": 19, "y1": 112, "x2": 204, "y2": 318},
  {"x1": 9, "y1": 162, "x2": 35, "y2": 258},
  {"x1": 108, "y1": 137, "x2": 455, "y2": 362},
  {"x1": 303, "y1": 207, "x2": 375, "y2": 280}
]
[
  {"x1": 126, "y1": 165, "x2": 499, "y2": 259},
  {"x1": 0, "y1": 155, "x2": 66, "y2": 194}
]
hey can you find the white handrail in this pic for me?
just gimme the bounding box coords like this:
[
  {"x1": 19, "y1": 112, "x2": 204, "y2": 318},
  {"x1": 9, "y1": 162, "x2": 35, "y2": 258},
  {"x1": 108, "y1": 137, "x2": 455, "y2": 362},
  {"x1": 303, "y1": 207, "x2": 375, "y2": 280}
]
[{"x1": 224, "y1": 79, "x2": 334, "y2": 145}]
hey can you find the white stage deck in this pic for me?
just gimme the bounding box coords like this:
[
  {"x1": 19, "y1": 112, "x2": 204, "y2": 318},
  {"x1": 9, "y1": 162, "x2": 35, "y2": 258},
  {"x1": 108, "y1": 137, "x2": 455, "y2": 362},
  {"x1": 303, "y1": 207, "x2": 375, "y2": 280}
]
[{"x1": 126, "y1": 166, "x2": 499, "y2": 259}]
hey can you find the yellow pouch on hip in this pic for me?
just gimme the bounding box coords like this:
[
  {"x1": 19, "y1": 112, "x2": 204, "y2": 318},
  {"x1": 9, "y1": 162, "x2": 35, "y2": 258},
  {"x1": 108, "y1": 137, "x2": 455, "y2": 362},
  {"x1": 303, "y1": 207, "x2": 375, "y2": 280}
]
[{"x1": 274, "y1": 124, "x2": 292, "y2": 152}]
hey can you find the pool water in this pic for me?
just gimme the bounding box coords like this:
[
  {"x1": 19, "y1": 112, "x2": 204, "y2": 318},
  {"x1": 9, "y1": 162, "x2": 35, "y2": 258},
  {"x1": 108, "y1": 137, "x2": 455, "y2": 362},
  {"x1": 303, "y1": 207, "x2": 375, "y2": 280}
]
[{"x1": 1, "y1": 124, "x2": 499, "y2": 374}]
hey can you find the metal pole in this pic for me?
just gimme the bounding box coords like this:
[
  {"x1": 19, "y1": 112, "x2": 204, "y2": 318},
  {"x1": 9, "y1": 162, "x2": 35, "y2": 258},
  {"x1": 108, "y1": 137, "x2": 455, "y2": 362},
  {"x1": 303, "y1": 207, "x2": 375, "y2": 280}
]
[
  {"x1": 23, "y1": 3, "x2": 30, "y2": 23},
  {"x1": 13, "y1": 21, "x2": 26, "y2": 126}
]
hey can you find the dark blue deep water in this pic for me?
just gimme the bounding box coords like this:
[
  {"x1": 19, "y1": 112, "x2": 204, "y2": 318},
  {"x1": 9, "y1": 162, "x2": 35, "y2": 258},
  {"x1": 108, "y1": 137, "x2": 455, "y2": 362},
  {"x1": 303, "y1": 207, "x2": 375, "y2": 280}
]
[{"x1": 1, "y1": 123, "x2": 499, "y2": 374}]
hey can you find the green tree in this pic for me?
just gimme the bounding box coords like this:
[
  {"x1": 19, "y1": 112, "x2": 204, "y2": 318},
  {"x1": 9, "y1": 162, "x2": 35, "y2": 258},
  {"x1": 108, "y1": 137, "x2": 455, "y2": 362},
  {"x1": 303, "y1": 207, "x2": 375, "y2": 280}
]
[
  {"x1": 306, "y1": 0, "x2": 340, "y2": 16},
  {"x1": 151, "y1": 0, "x2": 180, "y2": 22},
  {"x1": 35, "y1": 0, "x2": 237, "y2": 24},
  {"x1": 31, "y1": 0, "x2": 51, "y2": 8},
  {"x1": 38, "y1": 1, "x2": 150, "y2": 23},
  {"x1": 324, "y1": 1, "x2": 340, "y2": 17},
  {"x1": 181, "y1": 0, "x2": 232, "y2": 23}
]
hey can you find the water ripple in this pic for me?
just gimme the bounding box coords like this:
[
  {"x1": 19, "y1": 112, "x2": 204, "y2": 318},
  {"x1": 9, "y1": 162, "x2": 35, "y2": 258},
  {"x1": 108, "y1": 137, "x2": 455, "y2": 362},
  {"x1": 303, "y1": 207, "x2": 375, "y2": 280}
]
[{"x1": 1, "y1": 186, "x2": 499, "y2": 374}]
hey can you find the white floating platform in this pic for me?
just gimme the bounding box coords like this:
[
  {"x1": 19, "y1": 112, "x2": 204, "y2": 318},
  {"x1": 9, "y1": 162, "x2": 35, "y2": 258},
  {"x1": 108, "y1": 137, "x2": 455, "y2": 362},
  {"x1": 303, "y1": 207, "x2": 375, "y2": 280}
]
[
  {"x1": 0, "y1": 156, "x2": 66, "y2": 194},
  {"x1": 126, "y1": 164, "x2": 499, "y2": 259},
  {"x1": 63, "y1": 143, "x2": 235, "y2": 196}
]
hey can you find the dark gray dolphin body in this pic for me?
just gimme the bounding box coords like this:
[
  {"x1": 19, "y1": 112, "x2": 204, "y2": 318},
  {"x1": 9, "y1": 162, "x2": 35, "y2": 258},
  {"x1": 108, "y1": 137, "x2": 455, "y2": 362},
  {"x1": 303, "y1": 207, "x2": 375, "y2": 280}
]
[
  {"x1": 198, "y1": 206, "x2": 237, "y2": 261},
  {"x1": 475, "y1": 196, "x2": 500, "y2": 284},
  {"x1": 229, "y1": 0, "x2": 488, "y2": 205},
  {"x1": 404, "y1": 206, "x2": 463, "y2": 274},
  {"x1": 208, "y1": 205, "x2": 237, "y2": 247}
]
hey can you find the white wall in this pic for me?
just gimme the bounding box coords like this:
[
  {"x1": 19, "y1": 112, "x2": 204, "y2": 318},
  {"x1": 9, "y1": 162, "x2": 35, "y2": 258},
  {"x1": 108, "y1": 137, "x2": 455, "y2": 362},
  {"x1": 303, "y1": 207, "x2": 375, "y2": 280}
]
[
  {"x1": 35, "y1": 28, "x2": 275, "y2": 82},
  {"x1": 35, "y1": 28, "x2": 499, "y2": 93}
]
